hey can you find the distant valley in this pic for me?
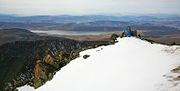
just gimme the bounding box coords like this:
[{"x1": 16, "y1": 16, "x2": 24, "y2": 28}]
[{"x1": 0, "y1": 15, "x2": 180, "y2": 38}]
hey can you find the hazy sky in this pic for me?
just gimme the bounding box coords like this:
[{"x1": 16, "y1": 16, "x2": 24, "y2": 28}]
[{"x1": 0, "y1": 0, "x2": 179, "y2": 16}]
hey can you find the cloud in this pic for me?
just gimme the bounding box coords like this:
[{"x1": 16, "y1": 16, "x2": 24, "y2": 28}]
[{"x1": 0, "y1": 0, "x2": 179, "y2": 16}]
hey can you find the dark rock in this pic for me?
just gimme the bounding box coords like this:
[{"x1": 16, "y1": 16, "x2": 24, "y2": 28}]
[
  {"x1": 171, "y1": 42, "x2": 176, "y2": 45},
  {"x1": 83, "y1": 55, "x2": 90, "y2": 59},
  {"x1": 110, "y1": 34, "x2": 119, "y2": 42},
  {"x1": 172, "y1": 66, "x2": 180, "y2": 73}
]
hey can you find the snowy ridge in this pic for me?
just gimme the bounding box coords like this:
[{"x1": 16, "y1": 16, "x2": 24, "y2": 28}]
[{"x1": 19, "y1": 37, "x2": 180, "y2": 91}]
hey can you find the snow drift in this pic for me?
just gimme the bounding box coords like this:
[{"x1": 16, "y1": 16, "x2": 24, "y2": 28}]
[{"x1": 19, "y1": 37, "x2": 180, "y2": 91}]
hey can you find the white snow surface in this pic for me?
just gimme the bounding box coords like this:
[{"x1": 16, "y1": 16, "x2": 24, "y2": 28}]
[
  {"x1": 19, "y1": 37, "x2": 180, "y2": 91},
  {"x1": 18, "y1": 85, "x2": 35, "y2": 91}
]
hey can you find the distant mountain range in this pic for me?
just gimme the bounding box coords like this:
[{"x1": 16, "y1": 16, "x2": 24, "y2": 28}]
[
  {"x1": 0, "y1": 15, "x2": 180, "y2": 23},
  {"x1": 0, "y1": 15, "x2": 121, "y2": 23},
  {"x1": 0, "y1": 15, "x2": 180, "y2": 38}
]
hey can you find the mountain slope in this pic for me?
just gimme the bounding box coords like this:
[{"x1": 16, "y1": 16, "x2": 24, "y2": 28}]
[
  {"x1": 0, "y1": 28, "x2": 39, "y2": 45},
  {"x1": 0, "y1": 36, "x2": 114, "y2": 91},
  {"x1": 26, "y1": 37, "x2": 180, "y2": 91}
]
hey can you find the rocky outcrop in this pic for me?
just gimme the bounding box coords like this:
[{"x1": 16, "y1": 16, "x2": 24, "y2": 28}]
[
  {"x1": 110, "y1": 33, "x2": 119, "y2": 43},
  {"x1": 0, "y1": 36, "x2": 115, "y2": 91}
]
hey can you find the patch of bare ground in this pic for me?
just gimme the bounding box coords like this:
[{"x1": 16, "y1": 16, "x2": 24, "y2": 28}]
[{"x1": 147, "y1": 37, "x2": 180, "y2": 45}]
